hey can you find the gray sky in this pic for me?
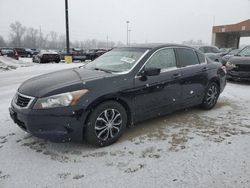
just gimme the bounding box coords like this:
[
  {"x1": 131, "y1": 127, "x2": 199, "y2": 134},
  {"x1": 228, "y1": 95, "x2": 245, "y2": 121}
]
[{"x1": 0, "y1": 0, "x2": 250, "y2": 44}]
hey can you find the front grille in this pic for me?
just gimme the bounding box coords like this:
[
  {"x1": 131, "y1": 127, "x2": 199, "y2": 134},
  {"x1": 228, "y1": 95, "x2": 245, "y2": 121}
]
[
  {"x1": 14, "y1": 93, "x2": 34, "y2": 108},
  {"x1": 16, "y1": 94, "x2": 31, "y2": 107},
  {"x1": 233, "y1": 65, "x2": 250, "y2": 72}
]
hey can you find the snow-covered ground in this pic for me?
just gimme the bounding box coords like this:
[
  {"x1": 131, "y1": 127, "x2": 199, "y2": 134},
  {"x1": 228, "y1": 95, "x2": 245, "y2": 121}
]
[{"x1": 0, "y1": 57, "x2": 250, "y2": 188}]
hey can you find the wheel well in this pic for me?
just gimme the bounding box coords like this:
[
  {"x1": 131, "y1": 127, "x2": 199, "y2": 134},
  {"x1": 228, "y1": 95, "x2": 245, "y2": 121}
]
[
  {"x1": 84, "y1": 98, "x2": 132, "y2": 129},
  {"x1": 209, "y1": 78, "x2": 220, "y2": 90}
]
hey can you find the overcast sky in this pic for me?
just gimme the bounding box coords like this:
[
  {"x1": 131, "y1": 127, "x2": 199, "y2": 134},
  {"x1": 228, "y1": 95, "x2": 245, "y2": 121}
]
[{"x1": 0, "y1": 0, "x2": 250, "y2": 44}]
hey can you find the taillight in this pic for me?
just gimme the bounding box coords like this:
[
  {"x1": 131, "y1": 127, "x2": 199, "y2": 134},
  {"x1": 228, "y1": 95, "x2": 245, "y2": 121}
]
[{"x1": 221, "y1": 65, "x2": 227, "y2": 74}]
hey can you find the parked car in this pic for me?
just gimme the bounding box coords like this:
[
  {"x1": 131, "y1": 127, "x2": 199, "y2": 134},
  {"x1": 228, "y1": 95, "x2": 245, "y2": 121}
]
[
  {"x1": 59, "y1": 48, "x2": 87, "y2": 62},
  {"x1": 71, "y1": 48, "x2": 87, "y2": 61},
  {"x1": 85, "y1": 49, "x2": 108, "y2": 61},
  {"x1": 14, "y1": 48, "x2": 28, "y2": 57},
  {"x1": 225, "y1": 46, "x2": 250, "y2": 81},
  {"x1": 32, "y1": 50, "x2": 60, "y2": 63},
  {"x1": 31, "y1": 49, "x2": 40, "y2": 56},
  {"x1": 0, "y1": 48, "x2": 19, "y2": 60},
  {"x1": 9, "y1": 44, "x2": 226, "y2": 146},
  {"x1": 25, "y1": 49, "x2": 34, "y2": 57},
  {"x1": 194, "y1": 45, "x2": 222, "y2": 62},
  {"x1": 221, "y1": 49, "x2": 240, "y2": 65}
]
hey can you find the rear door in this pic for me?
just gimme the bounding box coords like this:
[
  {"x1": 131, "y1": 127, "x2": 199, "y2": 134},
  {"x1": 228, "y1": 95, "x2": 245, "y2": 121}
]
[
  {"x1": 175, "y1": 48, "x2": 209, "y2": 107},
  {"x1": 133, "y1": 48, "x2": 182, "y2": 120}
]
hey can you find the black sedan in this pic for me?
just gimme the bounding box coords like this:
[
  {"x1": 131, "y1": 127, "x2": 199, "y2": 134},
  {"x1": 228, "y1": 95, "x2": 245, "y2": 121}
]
[
  {"x1": 9, "y1": 44, "x2": 226, "y2": 146},
  {"x1": 226, "y1": 46, "x2": 250, "y2": 81},
  {"x1": 33, "y1": 50, "x2": 60, "y2": 63}
]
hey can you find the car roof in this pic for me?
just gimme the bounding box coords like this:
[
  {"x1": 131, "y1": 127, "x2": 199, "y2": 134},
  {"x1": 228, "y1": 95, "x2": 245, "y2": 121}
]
[
  {"x1": 118, "y1": 43, "x2": 194, "y2": 50},
  {"x1": 192, "y1": 45, "x2": 219, "y2": 49},
  {"x1": 40, "y1": 50, "x2": 58, "y2": 54}
]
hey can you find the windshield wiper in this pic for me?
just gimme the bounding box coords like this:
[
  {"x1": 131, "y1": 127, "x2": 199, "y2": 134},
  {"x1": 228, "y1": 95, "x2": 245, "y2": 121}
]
[{"x1": 94, "y1": 68, "x2": 114, "y2": 73}]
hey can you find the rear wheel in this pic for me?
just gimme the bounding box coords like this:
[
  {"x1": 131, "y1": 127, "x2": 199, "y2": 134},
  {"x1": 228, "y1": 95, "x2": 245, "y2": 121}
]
[
  {"x1": 85, "y1": 101, "x2": 127, "y2": 147},
  {"x1": 201, "y1": 82, "x2": 219, "y2": 110}
]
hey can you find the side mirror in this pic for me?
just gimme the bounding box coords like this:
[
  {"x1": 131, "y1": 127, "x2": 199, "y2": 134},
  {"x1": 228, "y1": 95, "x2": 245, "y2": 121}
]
[{"x1": 144, "y1": 67, "x2": 161, "y2": 76}]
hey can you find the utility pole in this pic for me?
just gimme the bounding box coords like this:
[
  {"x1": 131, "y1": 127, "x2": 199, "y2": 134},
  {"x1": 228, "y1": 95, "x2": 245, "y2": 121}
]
[
  {"x1": 128, "y1": 29, "x2": 131, "y2": 45},
  {"x1": 126, "y1": 21, "x2": 130, "y2": 46},
  {"x1": 65, "y1": 0, "x2": 70, "y2": 54}
]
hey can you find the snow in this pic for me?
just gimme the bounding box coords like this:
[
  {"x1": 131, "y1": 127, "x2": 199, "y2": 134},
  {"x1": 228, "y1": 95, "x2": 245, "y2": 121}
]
[{"x1": 0, "y1": 57, "x2": 250, "y2": 188}]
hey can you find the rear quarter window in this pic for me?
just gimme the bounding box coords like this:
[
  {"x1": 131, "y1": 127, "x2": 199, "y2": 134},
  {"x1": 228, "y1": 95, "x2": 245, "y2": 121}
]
[
  {"x1": 176, "y1": 48, "x2": 200, "y2": 67},
  {"x1": 196, "y1": 52, "x2": 206, "y2": 64}
]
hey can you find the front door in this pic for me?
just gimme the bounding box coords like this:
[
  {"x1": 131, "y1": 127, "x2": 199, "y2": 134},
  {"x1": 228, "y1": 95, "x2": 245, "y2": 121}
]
[{"x1": 133, "y1": 48, "x2": 182, "y2": 121}]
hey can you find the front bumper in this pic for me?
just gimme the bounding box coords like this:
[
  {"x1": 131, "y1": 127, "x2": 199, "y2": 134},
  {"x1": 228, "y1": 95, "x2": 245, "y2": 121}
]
[
  {"x1": 227, "y1": 70, "x2": 250, "y2": 81},
  {"x1": 9, "y1": 102, "x2": 88, "y2": 142}
]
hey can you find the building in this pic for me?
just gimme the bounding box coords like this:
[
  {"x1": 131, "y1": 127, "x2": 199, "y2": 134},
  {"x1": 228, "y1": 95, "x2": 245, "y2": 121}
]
[{"x1": 212, "y1": 19, "x2": 250, "y2": 48}]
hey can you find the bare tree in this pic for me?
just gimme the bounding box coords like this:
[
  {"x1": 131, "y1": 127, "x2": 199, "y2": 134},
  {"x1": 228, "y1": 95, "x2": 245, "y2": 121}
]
[
  {"x1": 0, "y1": 35, "x2": 7, "y2": 47},
  {"x1": 23, "y1": 28, "x2": 39, "y2": 48},
  {"x1": 49, "y1": 31, "x2": 58, "y2": 49},
  {"x1": 6, "y1": 21, "x2": 117, "y2": 50},
  {"x1": 9, "y1": 21, "x2": 26, "y2": 47},
  {"x1": 58, "y1": 35, "x2": 66, "y2": 50}
]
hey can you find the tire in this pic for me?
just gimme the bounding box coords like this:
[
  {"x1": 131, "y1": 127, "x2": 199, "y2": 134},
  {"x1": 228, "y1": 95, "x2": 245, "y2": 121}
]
[
  {"x1": 85, "y1": 101, "x2": 127, "y2": 147},
  {"x1": 201, "y1": 82, "x2": 220, "y2": 110}
]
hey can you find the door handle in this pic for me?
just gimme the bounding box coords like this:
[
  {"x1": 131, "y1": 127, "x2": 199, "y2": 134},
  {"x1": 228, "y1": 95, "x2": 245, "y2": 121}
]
[
  {"x1": 202, "y1": 67, "x2": 208, "y2": 72},
  {"x1": 172, "y1": 73, "x2": 182, "y2": 79}
]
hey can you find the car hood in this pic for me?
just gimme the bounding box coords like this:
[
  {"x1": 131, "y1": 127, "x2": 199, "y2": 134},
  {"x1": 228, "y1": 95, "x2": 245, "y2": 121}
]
[
  {"x1": 205, "y1": 53, "x2": 222, "y2": 62},
  {"x1": 18, "y1": 67, "x2": 111, "y2": 97},
  {"x1": 228, "y1": 56, "x2": 250, "y2": 65}
]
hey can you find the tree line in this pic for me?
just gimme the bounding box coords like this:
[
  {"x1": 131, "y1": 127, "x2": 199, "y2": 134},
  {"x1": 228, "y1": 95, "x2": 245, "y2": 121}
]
[{"x1": 0, "y1": 21, "x2": 121, "y2": 50}]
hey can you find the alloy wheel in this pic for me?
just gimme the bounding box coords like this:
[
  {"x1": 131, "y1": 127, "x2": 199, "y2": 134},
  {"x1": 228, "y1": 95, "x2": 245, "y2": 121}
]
[
  {"x1": 94, "y1": 109, "x2": 122, "y2": 141},
  {"x1": 206, "y1": 84, "x2": 218, "y2": 106}
]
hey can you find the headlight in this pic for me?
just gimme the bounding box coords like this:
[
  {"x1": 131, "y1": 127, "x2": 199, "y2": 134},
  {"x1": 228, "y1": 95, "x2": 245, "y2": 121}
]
[
  {"x1": 226, "y1": 61, "x2": 236, "y2": 69},
  {"x1": 33, "y1": 89, "x2": 88, "y2": 109}
]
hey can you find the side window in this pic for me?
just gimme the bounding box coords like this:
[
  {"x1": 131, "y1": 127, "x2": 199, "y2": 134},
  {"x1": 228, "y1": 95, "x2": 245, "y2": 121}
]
[
  {"x1": 196, "y1": 52, "x2": 206, "y2": 64},
  {"x1": 145, "y1": 48, "x2": 176, "y2": 70},
  {"x1": 176, "y1": 48, "x2": 200, "y2": 67}
]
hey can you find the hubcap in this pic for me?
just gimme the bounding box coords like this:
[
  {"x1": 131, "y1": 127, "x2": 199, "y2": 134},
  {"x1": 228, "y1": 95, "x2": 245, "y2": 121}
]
[
  {"x1": 95, "y1": 109, "x2": 122, "y2": 141},
  {"x1": 206, "y1": 85, "x2": 218, "y2": 106}
]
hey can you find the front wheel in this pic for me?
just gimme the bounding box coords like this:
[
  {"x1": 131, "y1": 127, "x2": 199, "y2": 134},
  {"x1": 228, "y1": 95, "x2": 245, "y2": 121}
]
[
  {"x1": 201, "y1": 82, "x2": 220, "y2": 110},
  {"x1": 85, "y1": 101, "x2": 127, "y2": 147}
]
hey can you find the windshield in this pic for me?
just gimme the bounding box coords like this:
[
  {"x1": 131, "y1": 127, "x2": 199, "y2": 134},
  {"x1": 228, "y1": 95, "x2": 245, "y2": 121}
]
[
  {"x1": 238, "y1": 47, "x2": 250, "y2": 56},
  {"x1": 203, "y1": 46, "x2": 220, "y2": 53},
  {"x1": 85, "y1": 48, "x2": 148, "y2": 73},
  {"x1": 228, "y1": 49, "x2": 240, "y2": 55}
]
